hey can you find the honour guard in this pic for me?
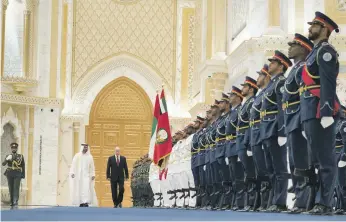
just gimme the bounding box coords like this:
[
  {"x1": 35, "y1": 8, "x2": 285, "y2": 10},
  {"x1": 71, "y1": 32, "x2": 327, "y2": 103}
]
[
  {"x1": 334, "y1": 106, "x2": 346, "y2": 214},
  {"x1": 261, "y1": 50, "x2": 292, "y2": 212},
  {"x1": 225, "y1": 86, "x2": 244, "y2": 210},
  {"x1": 300, "y1": 11, "x2": 340, "y2": 215},
  {"x1": 215, "y1": 93, "x2": 232, "y2": 210},
  {"x1": 237, "y1": 76, "x2": 258, "y2": 212},
  {"x1": 251, "y1": 64, "x2": 272, "y2": 211},
  {"x1": 2, "y1": 142, "x2": 25, "y2": 209},
  {"x1": 198, "y1": 111, "x2": 211, "y2": 209},
  {"x1": 207, "y1": 100, "x2": 222, "y2": 210},
  {"x1": 283, "y1": 33, "x2": 314, "y2": 213},
  {"x1": 191, "y1": 116, "x2": 205, "y2": 208}
]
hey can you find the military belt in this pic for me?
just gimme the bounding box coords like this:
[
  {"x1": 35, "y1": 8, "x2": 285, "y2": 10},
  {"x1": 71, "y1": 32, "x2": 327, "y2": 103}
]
[
  {"x1": 8, "y1": 166, "x2": 22, "y2": 172},
  {"x1": 282, "y1": 100, "x2": 300, "y2": 110},
  {"x1": 260, "y1": 110, "x2": 278, "y2": 118},
  {"x1": 236, "y1": 125, "x2": 249, "y2": 131},
  {"x1": 215, "y1": 137, "x2": 226, "y2": 142},
  {"x1": 299, "y1": 85, "x2": 320, "y2": 95},
  {"x1": 250, "y1": 119, "x2": 261, "y2": 127},
  {"x1": 226, "y1": 134, "x2": 237, "y2": 140}
]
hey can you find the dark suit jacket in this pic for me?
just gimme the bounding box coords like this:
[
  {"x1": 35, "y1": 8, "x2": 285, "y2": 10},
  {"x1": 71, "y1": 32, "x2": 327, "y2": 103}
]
[{"x1": 107, "y1": 155, "x2": 129, "y2": 181}]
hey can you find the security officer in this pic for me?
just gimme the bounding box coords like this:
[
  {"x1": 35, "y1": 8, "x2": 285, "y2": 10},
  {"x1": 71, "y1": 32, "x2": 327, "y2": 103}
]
[
  {"x1": 215, "y1": 93, "x2": 232, "y2": 210},
  {"x1": 261, "y1": 50, "x2": 292, "y2": 212},
  {"x1": 2, "y1": 142, "x2": 25, "y2": 209},
  {"x1": 237, "y1": 76, "x2": 258, "y2": 212},
  {"x1": 334, "y1": 106, "x2": 346, "y2": 214},
  {"x1": 191, "y1": 116, "x2": 205, "y2": 208},
  {"x1": 300, "y1": 11, "x2": 340, "y2": 215},
  {"x1": 225, "y1": 86, "x2": 244, "y2": 210},
  {"x1": 282, "y1": 33, "x2": 314, "y2": 214},
  {"x1": 250, "y1": 64, "x2": 272, "y2": 211},
  {"x1": 207, "y1": 100, "x2": 222, "y2": 210}
]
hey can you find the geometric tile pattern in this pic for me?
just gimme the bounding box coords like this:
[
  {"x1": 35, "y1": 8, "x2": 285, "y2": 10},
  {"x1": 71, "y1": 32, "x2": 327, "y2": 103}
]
[{"x1": 73, "y1": 0, "x2": 175, "y2": 90}]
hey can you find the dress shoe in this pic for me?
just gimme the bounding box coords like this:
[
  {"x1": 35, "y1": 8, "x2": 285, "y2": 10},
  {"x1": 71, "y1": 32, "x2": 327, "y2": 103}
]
[
  {"x1": 285, "y1": 206, "x2": 305, "y2": 214},
  {"x1": 266, "y1": 204, "x2": 287, "y2": 212},
  {"x1": 118, "y1": 203, "x2": 122, "y2": 208},
  {"x1": 237, "y1": 205, "x2": 252, "y2": 212},
  {"x1": 307, "y1": 204, "x2": 332, "y2": 215},
  {"x1": 334, "y1": 209, "x2": 345, "y2": 215}
]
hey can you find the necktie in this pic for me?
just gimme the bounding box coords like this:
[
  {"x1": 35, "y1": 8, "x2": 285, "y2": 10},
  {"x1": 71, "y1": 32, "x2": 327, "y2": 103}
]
[{"x1": 116, "y1": 156, "x2": 119, "y2": 166}]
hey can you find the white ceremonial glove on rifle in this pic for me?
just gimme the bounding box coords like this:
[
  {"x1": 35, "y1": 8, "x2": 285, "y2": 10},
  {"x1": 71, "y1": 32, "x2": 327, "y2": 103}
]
[
  {"x1": 203, "y1": 165, "x2": 206, "y2": 171},
  {"x1": 278, "y1": 137, "x2": 287, "y2": 146},
  {"x1": 6, "y1": 155, "x2": 12, "y2": 161},
  {"x1": 237, "y1": 157, "x2": 241, "y2": 162},
  {"x1": 302, "y1": 131, "x2": 307, "y2": 139},
  {"x1": 225, "y1": 157, "x2": 229, "y2": 165},
  {"x1": 247, "y1": 151, "x2": 253, "y2": 156},
  {"x1": 321, "y1": 116, "x2": 334, "y2": 129},
  {"x1": 338, "y1": 154, "x2": 346, "y2": 168}
]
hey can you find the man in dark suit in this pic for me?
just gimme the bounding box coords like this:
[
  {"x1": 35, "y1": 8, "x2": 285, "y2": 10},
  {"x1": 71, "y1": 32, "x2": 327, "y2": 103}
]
[{"x1": 107, "y1": 146, "x2": 129, "y2": 208}]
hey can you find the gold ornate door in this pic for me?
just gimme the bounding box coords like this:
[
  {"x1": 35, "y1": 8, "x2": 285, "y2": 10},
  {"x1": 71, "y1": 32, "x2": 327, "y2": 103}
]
[{"x1": 86, "y1": 77, "x2": 152, "y2": 207}]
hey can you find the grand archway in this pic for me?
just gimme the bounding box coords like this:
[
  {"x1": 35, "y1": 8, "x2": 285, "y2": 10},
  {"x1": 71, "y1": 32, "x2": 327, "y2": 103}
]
[{"x1": 86, "y1": 76, "x2": 153, "y2": 207}]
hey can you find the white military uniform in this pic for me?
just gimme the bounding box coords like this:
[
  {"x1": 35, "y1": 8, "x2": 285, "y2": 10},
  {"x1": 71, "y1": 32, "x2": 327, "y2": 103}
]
[
  {"x1": 149, "y1": 163, "x2": 161, "y2": 207},
  {"x1": 180, "y1": 134, "x2": 196, "y2": 207},
  {"x1": 166, "y1": 140, "x2": 183, "y2": 207}
]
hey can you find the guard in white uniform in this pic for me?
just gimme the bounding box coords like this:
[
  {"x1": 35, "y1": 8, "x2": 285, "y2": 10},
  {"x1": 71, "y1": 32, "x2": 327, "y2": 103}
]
[
  {"x1": 166, "y1": 131, "x2": 184, "y2": 208},
  {"x1": 180, "y1": 124, "x2": 197, "y2": 208}
]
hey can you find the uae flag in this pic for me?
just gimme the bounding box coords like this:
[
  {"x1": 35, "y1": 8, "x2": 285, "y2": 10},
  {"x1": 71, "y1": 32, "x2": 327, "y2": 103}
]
[
  {"x1": 148, "y1": 93, "x2": 160, "y2": 160},
  {"x1": 153, "y1": 89, "x2": 172, "y2": 166}
]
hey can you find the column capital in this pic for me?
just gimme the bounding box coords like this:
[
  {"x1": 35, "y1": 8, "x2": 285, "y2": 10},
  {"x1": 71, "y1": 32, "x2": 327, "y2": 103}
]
[
  {"x1": 2, "y1": 0, "x2": 8, "y2": 10},
  {"x1": 73, "y1": 122, "x2": 80, "y2": 132},
  {"x1": 24, "y1": 0, "x2": 39, "y2": 12}
]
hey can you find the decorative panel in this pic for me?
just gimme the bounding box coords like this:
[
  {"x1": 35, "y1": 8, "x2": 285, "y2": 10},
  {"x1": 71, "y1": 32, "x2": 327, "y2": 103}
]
[
  {"x1": 103, "y1": 124, "x2": 120, "y2": 129},
  {"x1": 73, "y1": 0, "x2": 176, "y2": 91},
  {"x1": 90, "y1": 131, "x2": 101, "y2": 146},
  {"x1": 95, "y1": 83, "x2": 149, "y2": 121},
  {"x1": 231, "y1": 0, "x2": 249, "y2": 38},
  {"x1": 103, "y1": 131, "x2": 120, "y2": 146},
  {"x1": 124, "y1": 132, "x2": 140, "y2": 147}
]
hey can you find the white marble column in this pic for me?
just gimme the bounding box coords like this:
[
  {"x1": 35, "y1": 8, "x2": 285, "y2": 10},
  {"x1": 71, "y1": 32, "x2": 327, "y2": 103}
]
[
  {"x1": 31, "y1": 107, "x2": 60, "y2": 205},
  {"x1": 56, "y1": 117, "x2": 74, "y2": 206}
]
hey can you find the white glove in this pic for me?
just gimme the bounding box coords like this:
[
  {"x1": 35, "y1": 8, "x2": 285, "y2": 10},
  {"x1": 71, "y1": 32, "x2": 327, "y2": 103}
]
[
  {"x1": 237, "y1": 157, "x2": 241, "y2": 162},
  {"x1": 247, "y1": 151, "x2": 253, "y2": 156},
  {"x1": 321, "y1": 116, "x2": 334, "y2": 129},
  {"x1": 203, "y1": 165, "x2": 206, "y2": 171},
  {"x1": 262, "y1": 145, "x2": 265, "y2": 150},
  {"x1": 6, "y1": 155, "x2": 12, "y2": 161},
  {"x1": 225, "y1": 157, "x2": 229, "y2": 165},
  {"x1": 338, "y1": 160, "x2": 346, "y2": 168},
  {"x1": 278, "y1": 137, "x2": 287, "y2": 146},
  {"x1": 302, "y1": 131, "x2": 307, "y2": 139},
  {"x1": 338, "y1": 154, "x2": 346, "y2": 168}
]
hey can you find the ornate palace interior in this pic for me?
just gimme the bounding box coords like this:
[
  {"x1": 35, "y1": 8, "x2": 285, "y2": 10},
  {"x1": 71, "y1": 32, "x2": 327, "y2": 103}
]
[{"x1": 1, "y1": 0, "x2": 346, "y2": 208}]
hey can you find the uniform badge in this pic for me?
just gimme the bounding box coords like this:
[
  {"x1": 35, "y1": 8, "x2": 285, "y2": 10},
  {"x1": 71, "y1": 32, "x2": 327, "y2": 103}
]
[
  {"x1": 280, "y1": 86, "x2": 284, "y2": 93},
  {"x1": 323, "y1": 52, "x2": 332, "y2": 62}
]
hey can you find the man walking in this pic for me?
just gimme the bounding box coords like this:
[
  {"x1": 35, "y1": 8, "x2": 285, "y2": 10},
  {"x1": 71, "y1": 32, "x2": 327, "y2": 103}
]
[
  {"x1": 2, "y1": 142, "x2": 25, "y2": 209},
  {"x1": 69, "y1": 143, "x2": 98, "y2": 207},
  {"x1": 107, "y1": 146, "x2": 129, "y2": 208}
]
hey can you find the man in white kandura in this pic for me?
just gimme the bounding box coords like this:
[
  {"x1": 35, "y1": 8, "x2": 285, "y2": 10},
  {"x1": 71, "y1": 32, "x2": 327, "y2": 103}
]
[{"x1": 69, "y1": 143, "x2": 98, "y2": 207}]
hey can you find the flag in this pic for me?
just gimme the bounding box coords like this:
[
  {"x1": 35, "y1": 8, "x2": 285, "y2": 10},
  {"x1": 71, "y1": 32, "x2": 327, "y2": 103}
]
[
  {"x1": 148, "y1": 93, "x2": 160, "y2": 159},
  {"x1": 153, "y1": 89, "x2": 172, "y2": 166}
]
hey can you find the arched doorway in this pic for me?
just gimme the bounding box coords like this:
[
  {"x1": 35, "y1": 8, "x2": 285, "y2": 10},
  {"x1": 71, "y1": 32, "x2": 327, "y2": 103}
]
[{"x1": 86, "y1": 77, "x2": 153, "y2": 207}]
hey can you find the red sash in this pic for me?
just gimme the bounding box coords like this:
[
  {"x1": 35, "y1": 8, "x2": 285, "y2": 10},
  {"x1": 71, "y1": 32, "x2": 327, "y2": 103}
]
[{"x1": 301, "y1": 64, "x2": 339, "y2": 118}]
